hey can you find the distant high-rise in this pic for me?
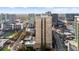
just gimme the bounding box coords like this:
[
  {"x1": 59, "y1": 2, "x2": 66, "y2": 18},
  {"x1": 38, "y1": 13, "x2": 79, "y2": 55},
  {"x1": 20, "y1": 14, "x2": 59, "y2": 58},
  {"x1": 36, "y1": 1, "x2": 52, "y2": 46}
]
[
  {"x1": 0, "y1": 14, "x2": 16, "y2": 23},
  {"x1": 52, "y1": 14, "x2": 58, "y2": 26},
  {"x1": 34, "y1": 14, "x2": 52, "y2": 50},
  {"x1": 58, "y1": 14, "x2": 66, "y2": 20},
  {"x1": 65, "y1": 14, "x2": 74, "y2": 21},
  {"x1": 45, "y1": 11, "x2": 52, "y2": 16},
  {"x1": 28, "y1": 14, "x2": 35, "y2": 28}
]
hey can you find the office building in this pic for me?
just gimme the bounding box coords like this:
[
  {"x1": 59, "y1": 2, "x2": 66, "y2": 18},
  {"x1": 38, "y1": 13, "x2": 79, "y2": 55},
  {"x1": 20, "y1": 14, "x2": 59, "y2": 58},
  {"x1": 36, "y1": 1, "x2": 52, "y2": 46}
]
[
  {"x1": 58, "y1": 14, "x2": 65, "y2": 20},
  {"x1": 34, "y1": 14, "x2": 52, "y2": 50},
  {"x1": 74, "y1": 16, "x2": 79, "y2": 50},
  {"x1": 65, "y1": 14, "x2": 74, "y2": 21},
  {"x1": 14, "y1": 19, "x2": 24, "y2": 30},
  {"x1": 66, "y1": 16, "x2": 79, "y2": 51},
  {"x1": 28, "y1": 14, "x2": 35, "y2": 28},
  {"x1": 52, "y1": 14, "x2": 58, "y2": 26}
]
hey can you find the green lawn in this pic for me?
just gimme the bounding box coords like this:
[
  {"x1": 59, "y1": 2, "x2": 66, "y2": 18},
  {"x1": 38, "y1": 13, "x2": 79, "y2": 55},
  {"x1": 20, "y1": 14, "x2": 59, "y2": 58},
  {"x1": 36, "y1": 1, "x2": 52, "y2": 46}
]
[
  {"x1": 2, "y1": 47, "x2": 11, "y2": 51},
  {"x1": 3, "y1": 31, "x2": 15, "y2": 38}
]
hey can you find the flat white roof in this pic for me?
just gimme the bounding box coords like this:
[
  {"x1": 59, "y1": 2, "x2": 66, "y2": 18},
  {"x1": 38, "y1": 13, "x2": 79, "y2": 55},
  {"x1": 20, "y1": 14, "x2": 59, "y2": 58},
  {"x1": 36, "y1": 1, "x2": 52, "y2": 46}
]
[
  {"x1": 0, "y1": 39, "x2": 9, "y2": 47},
  {"x1": 75, "y1": 16, "x2": 79, "y2": 17},
  {"x1": 24, "y1": 36, "x2": 32, "y2": 40},
  {"x1": 25, "y1": 41, "x2": 35, "y2": 45}
]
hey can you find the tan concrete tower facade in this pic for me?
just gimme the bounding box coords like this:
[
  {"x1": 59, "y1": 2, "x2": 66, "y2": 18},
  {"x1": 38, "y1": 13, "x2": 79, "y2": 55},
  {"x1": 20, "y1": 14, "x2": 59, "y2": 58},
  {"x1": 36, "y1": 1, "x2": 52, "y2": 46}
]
[
  {"x1": 34, "y1": 14, "x2": 52, "y2": 49},
  {"x1": 35, "y1": 16, "x2": 42, "y2": 48}
]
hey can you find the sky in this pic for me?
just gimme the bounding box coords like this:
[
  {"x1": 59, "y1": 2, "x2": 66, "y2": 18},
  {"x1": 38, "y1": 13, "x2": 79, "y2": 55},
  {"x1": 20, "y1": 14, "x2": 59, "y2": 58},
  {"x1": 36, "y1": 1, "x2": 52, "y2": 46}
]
[{"x1": 0, "y1": 7, "x2": 79, "y2": 14}]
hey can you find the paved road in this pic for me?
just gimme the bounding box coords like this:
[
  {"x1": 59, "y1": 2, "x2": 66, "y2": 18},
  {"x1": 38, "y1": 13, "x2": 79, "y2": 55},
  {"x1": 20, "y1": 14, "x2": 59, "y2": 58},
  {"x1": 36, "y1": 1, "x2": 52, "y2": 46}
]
[
  {"x1": 11, "y1": 24, "x2": 28, "y2": 51},
  {"x1": 11, "y1": 32, "x2": 25, "y2": 50},
  {"x1": 53, "y1": 32, "x2": 65, "y2": 51}
]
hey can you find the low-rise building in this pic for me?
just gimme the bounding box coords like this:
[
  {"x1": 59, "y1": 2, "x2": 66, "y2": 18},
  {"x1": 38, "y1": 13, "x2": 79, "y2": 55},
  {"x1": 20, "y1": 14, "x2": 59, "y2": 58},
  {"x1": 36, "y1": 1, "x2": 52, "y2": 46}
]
[
  {"x1": 0, "y1": 39, "x2": 9, "y2": 48},
  {"x1": 24, "y1": 36, "x2": 35, "y2": 47}
]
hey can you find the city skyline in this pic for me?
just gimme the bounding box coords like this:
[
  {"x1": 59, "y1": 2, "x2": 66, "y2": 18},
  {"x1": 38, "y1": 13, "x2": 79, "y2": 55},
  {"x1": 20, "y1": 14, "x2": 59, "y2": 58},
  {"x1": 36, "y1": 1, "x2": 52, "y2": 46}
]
[
  {"x1": 1, "y1": 7, "x2": 79, "y2": 14},
  {"x1": 0, "y1": 8, "x2": 78, "y2": 51}
]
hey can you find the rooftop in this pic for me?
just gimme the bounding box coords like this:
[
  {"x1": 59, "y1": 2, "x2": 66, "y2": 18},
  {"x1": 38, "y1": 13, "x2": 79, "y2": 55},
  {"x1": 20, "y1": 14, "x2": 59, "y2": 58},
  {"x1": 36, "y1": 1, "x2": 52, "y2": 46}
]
[{"x1": 0, "y1": 39, "x2": 9, "y2": 47}]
